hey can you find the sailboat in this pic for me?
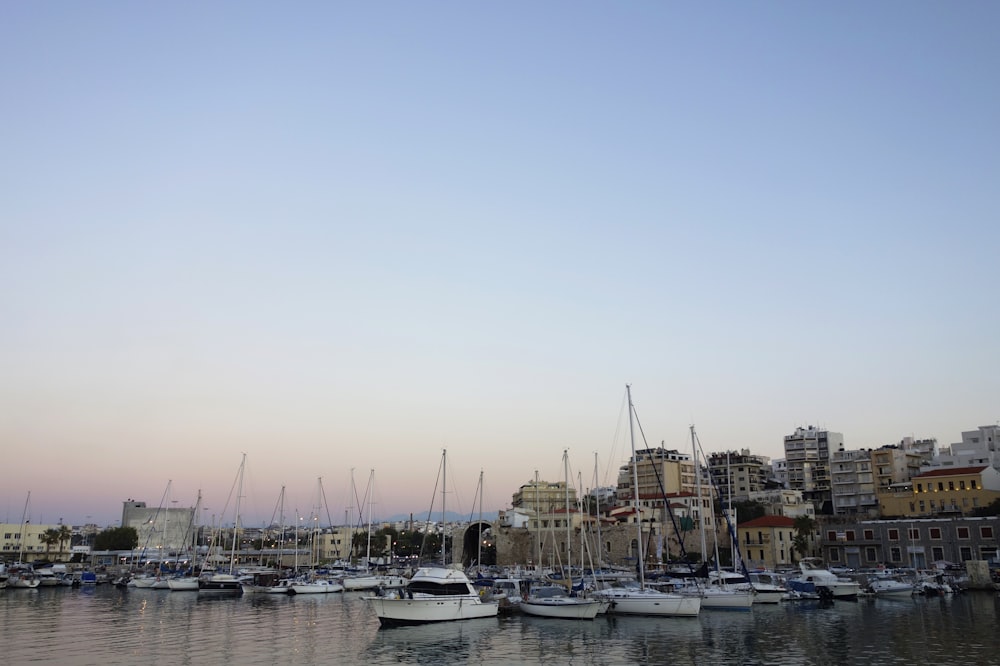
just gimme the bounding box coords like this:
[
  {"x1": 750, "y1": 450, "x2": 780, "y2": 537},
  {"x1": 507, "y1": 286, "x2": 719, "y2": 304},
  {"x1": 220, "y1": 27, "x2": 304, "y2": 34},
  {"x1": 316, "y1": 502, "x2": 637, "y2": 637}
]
[
  {"x1": 199, "y1": 454, "x2": 247, "y2": 595},
  {"x1": 8, "y1": 492, "x2": 41, "y2": 589},
  {"x1": 520, "y1": 450, "x2": 602, "y2": 620},
  {"x1": 592, "y1": 386, "x2": 701, "y2": 617},
  {"x1": 676, "y1": 426, "x2": 754, "y2": 610},
  {"x1": 364, "y1": 450, "x2": 499, "y2": 627},
  {"x1": 168, "y1": 490, "x2": 202, "y2": 591}
]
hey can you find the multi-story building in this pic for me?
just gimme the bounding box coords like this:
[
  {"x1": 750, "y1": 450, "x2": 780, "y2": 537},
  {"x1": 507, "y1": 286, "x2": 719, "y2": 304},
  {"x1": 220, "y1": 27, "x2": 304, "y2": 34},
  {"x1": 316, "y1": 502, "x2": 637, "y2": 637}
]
[
  {"x1": 820, "y1": 516, "x2": 1000, "y2": 569},
  {"x1": 121, "y1": 500, "x2": 197, "y2": 556},
  {"x1": 931, "y1": 426, "x2": 1000, "y2": 471},
  {"x1": 512, "y1": 480, "x2": 577, "y2": 513},
  {"x1": 706, "y1": 450, "x2": 768, "y2": 503},
  {"x1": 614, "y1": 448, "x2": 712, "y2": 531},
  {"x1": 830, "y1": 449, "x2": 877, "y2": 516},
  {"x1": 747, "y1": 488, "x2": 816, "y2": 520},
  {"x1": 878, "y1": 465, "x2": 1000, "y2": 518},
  {"x1": 872, "y1": 445, "x2": 924, "y2": 492},
  {"x1": 0, "y1": 522, "x2": 65, "y2": 560},
  {"x1": 738, "y1": 515, "x2": 797, "y2": 570},
  {"x1": 770, "y1": 458, "x2": 789, "y2": 488},
  {"x1": 783, "y1": 426, "x2": 844, "y2": 514}
]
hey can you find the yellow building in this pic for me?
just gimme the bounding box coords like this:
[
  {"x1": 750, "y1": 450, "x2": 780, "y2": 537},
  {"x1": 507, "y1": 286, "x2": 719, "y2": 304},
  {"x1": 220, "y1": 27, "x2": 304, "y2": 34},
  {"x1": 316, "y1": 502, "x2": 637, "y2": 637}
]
[
  {"x1": 737, "y1": 515, "x2": 797, "y2": 570},
  {"x1": 512, "y1": 480, "x2": 578, "y2": 513},
  {"x1": 0, "y1": 522, "x2": 67, "y2": 561},
  {"x1": 878, "y1": 465, "x2": 1000, "y2": 518}
]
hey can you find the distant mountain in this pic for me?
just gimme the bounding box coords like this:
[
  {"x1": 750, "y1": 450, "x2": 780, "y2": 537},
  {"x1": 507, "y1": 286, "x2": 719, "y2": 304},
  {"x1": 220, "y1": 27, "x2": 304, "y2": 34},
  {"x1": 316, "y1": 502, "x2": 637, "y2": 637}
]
[{"x1": 381, "y1": 510, "x2": 499, "y2": 524}]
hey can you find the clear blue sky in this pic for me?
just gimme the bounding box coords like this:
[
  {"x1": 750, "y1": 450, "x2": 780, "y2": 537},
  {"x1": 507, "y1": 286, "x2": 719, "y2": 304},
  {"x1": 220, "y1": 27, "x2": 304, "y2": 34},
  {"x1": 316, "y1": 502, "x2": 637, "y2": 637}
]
[{"x1": 2, "y1": 2, "x2": 997, "y2": 526}]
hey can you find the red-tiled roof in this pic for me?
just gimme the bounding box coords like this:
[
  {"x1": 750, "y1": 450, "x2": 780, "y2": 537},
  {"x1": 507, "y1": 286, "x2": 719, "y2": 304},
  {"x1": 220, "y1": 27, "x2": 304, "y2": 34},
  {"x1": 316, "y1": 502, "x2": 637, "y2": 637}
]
[
  {"x1": 739, "y1": 515, "x2": 795, "y2": 528},
  {"x1": 913, "y1": 466, "x2": 988, "y2": 478}
]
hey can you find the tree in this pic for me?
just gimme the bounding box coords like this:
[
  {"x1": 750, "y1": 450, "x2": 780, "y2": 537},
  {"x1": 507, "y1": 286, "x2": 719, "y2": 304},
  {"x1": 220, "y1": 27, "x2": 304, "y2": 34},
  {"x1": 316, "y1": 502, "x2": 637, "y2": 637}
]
[
  {"x1": 57, "y1": 525, "x2": 72, "y2": 556},
  {"x1": 971, "y1": 497, "x2": 1000, "y2": 517},
  {"x1": 94, "y1": 526, "x2": 139, "y2": 551},
  {"x1": 41, "y1": 529, "x2": 61, "y2": 559},
  {"x1": 792, "y1": 515, "x2": 816, "y2": 561}
]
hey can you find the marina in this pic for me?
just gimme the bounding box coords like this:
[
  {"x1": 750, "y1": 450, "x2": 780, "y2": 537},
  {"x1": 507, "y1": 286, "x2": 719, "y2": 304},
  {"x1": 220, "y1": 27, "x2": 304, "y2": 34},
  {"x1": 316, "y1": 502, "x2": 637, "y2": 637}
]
[{"x1": 1, "y1": 584, "x2": 998, "y2": 665}]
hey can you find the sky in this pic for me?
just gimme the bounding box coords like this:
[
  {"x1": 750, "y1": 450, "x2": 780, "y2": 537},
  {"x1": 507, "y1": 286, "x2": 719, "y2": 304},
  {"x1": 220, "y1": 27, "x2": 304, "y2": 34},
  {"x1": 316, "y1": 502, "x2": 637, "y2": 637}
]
[{"x1": 2, "y1": 2, "x2": 998, "y2": 528}]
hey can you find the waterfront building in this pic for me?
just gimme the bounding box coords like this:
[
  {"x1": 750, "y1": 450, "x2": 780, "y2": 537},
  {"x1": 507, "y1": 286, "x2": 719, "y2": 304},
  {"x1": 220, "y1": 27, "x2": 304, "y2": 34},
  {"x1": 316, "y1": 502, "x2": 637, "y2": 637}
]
[
  {"x1": 819, "y1": 516, "x2": 1000, "y2": 569},
  {"x1": 614, "y1": 448, "x2": 713, "y2": 531},
  {"x1": 769, "y1": 458, "x2": 789, "y2": 488},
  {"x1": 746, "y1": 488, "x2": 816, "y2": 520},
  {"x1": 121, "y1": 500, "x2": 197, "y2": 558},
  {"x1": 783, "y1": 426, "x2": 844, "y2": 514},
  {"x1": 512, "y1": 480, "x2": 577, "y2": 513},
  {"x1": 878, "y1": 465, "x2": 1000, "y2": 518},
  {"x1": 737, "y1": 515, "x2": 797, "y2": 570},
  {"x1": 0, "y1": 521, "x2": 67, "y2": 561},
  {"x1": 830, "y1": 449, "x2": 877, "y2": 516},
  {"x1": 706, "y1": 450, "x2": 769, "y2": 503}
]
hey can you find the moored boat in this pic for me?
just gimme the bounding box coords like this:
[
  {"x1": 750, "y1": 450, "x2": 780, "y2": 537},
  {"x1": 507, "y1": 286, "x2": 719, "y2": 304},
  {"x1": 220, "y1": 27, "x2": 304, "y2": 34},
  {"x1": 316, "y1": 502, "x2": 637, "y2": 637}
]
[{"x1": 365, "y1": 565, "x2": 499, "y2": 627}]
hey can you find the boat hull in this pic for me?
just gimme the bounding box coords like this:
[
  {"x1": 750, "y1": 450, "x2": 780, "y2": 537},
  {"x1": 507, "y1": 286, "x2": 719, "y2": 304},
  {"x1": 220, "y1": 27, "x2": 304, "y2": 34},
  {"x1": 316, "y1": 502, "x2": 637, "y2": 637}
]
[
  {"x1": 367, "y1": 596, "x2": 499, "y2": 627},
  {"x1": 595, "y1": 588, "x2": 701, "y2": 617},
  {"x1": 520, "y1": 598, "x2": 601, "y2": 619}
]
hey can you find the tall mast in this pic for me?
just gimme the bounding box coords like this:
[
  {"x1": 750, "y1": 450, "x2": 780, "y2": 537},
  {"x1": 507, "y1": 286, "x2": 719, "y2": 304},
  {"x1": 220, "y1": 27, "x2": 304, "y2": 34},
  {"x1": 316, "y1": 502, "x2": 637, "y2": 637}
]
[
  {"x1": 692, "y1": 426, "x2": 708, "y2": 566},
  {"x1": 563, "y1": 449, "x2": 571, "y2": 575},
  {"x1": 441, "y1": 449, "x2": 447, "y2": 566},
  {"x1": 366, "y1": 470, "x2": 375, "y2": 569},
  {"x1": 230, "y1": 454, "x2": 246, "y2": 575},
  {"x1": 594, "y1": 452, "x2": 603, "y2": 567},
  {"x1": 534, "y1": 469, "x2": 541, "y2": 566},
  {"x1": 477, "y1": 469, "x2": 484, "y2": 568},
  {"x1": 626, "y1": 384, "x2": 645, "y2": 588}
]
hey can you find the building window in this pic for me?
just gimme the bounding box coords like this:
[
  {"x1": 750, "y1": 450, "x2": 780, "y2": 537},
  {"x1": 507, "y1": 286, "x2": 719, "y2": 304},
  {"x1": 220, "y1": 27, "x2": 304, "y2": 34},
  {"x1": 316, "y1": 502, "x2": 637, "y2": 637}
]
[
  {"x1": 909, "y1": 502, "x2": 916, "y2": 512},
  {"x1": 957, "y1": 527, "x2": 970, "y2": 539},
  {"x1": 917, "y1": 483, "x2": 923, "y2": 492},
  {"x1": 908, "y1": 528, "x2": 919, "y2": 540},
  {"x1": 863, "y1": 530, "x2": 874, "y2": 540},
  {"x1": 960, "y1": 480, "x2": 966, "y2": 490},
  {"x1": 890, "y1": 547, "x2": 902, "y2": 562},
  {"x1": 981, "y1": 527, "x2": 994, "y2": 539},
  {"x1": 829, "y1": 549, "x2": 840, "y2": 562},
  {"x1": 971, "y1": 480, "x2": 977, "y2": 489},
  {"x1": 888, "y1": 529, "x2": 899, "y2": 540},
  {"x1": 948, "y1": 481, "x2": 955, "y2": 490},
  {"x1": 930, "y1": 528, "x2": 942, "y2": 539},
  {"x1": 827, "y1": 531, "x2": 837, "y2": 541},
  {"x1": 932, "y1": 547, "x2": 944, "y2": 561},
  {"x1": 938, "y1": 482, "x2": 944, "y2": 491},
  {"x1": 865, "y1": 547, "x2": 877, "y2": 562},
  {"x1": 846, "y1": 531, "x2": 855, "y2": 541},
  {"x1": 960, "y1": 547, "x2": 972, "y2": 561},
  {"x1": 980, "y1": 546, "x2": 995, "y2": 560}
]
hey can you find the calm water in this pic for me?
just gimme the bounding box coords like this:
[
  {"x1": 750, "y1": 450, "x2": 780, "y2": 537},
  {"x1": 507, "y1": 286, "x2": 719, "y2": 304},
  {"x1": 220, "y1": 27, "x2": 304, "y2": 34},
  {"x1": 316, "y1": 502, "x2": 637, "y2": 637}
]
[{"x1": 2, "y1": 587, "x2": 999, "y2": 665}]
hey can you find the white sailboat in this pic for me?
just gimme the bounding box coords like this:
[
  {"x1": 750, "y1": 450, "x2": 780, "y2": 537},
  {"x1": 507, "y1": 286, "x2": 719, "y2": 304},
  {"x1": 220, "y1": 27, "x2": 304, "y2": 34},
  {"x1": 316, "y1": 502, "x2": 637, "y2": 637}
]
[
  {"x1": 593, "y1": 387, "x2": 701, "y2": 618},
  {"x1": 200, "y1": 454, "x2": 247, "y2": 595},
  {"x1": 520, "y1": 450, "x2": 601, "y2": 620},
  {"x1": 677, "y1": 426, "x2": 754, "y2": 611}
]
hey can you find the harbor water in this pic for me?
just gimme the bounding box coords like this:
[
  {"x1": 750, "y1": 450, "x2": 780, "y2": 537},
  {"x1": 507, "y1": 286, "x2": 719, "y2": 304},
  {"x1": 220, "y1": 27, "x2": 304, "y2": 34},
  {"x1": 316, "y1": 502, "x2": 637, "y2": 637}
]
[{"x1": 2, "y1": 587, "x2": 998, "y2": 665}]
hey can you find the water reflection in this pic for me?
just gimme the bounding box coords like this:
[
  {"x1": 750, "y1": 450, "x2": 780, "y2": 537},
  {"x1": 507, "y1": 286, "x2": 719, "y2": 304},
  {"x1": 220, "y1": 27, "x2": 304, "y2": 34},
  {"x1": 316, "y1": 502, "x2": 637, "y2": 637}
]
[{"x1": 1, "y1": 587, "x2": 998, "y2": 665}]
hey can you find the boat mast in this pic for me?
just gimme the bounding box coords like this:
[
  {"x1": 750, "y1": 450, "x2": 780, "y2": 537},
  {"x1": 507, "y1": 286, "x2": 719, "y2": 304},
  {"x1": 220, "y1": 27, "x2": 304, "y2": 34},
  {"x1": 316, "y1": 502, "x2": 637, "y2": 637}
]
[
  {"x1": 366, "y1": 470, "x2": 375, "y2": 569},
  {"x1": 626, "y1": 384, "x2": 645, "y2": 588},
  {"x1": 534, "y1": 469, "x2": 541, "y2": 567},
  {"x1": 18, "y1": 491, "x2": 30, "y2": 564},
  {"x1": 564, "y1": 448, "x2": 572, "y2": 580},
  {"x1": 477, "y1": 469, "x2": 484, "y2": 568},
  {"x1": 230, "y1": 453, "x2": 246, "y2": 575},
  {"x1": 441, "y1": 449, "x2": 447, "y2": 566},
  {"x1": 692, "y1": 426, "x2": 708, "y2": 568},
  {"x1": 594, "y1": 452, "x2": 603, "y2": 568}
]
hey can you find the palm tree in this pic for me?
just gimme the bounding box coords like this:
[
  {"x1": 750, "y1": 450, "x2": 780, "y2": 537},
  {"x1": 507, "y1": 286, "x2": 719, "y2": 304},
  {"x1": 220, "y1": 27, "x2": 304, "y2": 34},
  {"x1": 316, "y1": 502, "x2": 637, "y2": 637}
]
[
  {"x1": 41, "y1": 529, "x2": 61, "y2": 560},
  {"x1": 57, "y1": 525, "x2": 72, "y2": 557},
  {"x1": 792, "y1": 515, "x2": 816, "y2": 561}
]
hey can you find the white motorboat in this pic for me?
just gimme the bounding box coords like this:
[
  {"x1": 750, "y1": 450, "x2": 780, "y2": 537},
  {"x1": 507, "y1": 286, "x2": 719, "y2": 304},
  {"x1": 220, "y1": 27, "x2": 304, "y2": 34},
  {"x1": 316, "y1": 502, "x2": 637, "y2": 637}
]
[
  {"x1": 787, "y1": 559, "x2": 861, "y2": 599},
  {"x1": 365, "y1": 565, "x2": 499, "y2": 627},
  {"x1": 869, "y1": 574, "x2": 916, "y2": 597},
  {"x1": 593, "y1": 581, "x2": 701, "y2": 617}
]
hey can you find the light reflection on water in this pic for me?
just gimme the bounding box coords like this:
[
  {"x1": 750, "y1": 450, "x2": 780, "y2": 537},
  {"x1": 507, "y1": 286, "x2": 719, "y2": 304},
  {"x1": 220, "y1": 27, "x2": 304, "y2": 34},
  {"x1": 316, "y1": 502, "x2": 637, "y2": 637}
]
[{"x1": 1, "y1": 587, "x2": 998, "y2": 665}]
